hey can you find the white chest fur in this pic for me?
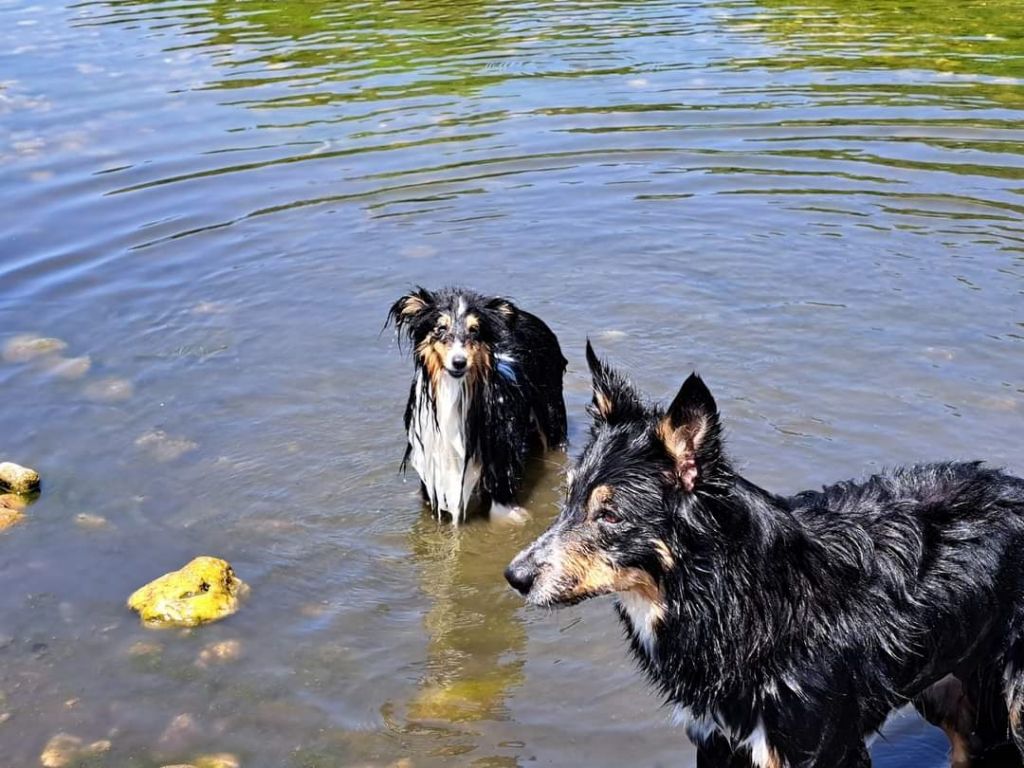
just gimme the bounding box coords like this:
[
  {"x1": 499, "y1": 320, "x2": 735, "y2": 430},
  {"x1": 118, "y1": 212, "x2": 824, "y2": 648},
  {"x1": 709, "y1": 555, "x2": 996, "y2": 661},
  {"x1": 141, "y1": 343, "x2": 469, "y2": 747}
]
[
  {"x1": 408, "y1": 372, "x2": 481, "y2": 523},
  {"x1": 618, "y1": 592, "x2": 663, "y2": 657}
]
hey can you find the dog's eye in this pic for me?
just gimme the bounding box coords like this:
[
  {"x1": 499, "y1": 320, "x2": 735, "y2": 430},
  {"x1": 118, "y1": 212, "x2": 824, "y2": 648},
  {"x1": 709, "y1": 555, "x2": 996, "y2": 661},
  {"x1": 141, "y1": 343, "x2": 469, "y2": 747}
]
[{"x1": 596, "y1": 510, "x2": 621, "y2": 525}]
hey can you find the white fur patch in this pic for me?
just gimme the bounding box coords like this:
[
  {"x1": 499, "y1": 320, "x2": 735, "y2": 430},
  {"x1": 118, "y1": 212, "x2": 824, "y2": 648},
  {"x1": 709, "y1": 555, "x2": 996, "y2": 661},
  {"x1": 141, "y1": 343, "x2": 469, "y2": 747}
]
[
  {"x1": 671, "y1": 709, "x2": 781, "y2": 768},
  {"x1": 741, "y1": 719, "x2": 776, "y2": 768},
  {"x1": 408, "y1": 371, "x2": 480, "y2": 523},
  {"x1": 617, "y1": 592, "x2": 662, "y2": 657},
  {"x1": 673, "y1": 706, "x2": 718, "y2": 744}
]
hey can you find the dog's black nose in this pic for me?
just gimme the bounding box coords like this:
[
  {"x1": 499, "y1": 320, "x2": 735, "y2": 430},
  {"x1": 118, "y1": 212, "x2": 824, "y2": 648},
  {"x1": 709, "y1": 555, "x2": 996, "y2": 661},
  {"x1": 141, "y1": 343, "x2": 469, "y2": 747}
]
[
  {"x1": 504, "y1": 561, "x2": 536, "y2": 596},
  {"x1": 450, "y1": 354, "x2": 468, "y2": 371}
]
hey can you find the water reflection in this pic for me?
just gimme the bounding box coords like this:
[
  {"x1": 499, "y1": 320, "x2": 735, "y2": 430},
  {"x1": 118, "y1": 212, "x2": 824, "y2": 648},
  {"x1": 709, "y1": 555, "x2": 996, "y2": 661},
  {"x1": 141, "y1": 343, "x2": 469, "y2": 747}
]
[
  {"x1": 399, "y1": 452, "x2": 566, "y2": 761},
  {"x1": 408, "y1": 518, "x2": 526, "y2": 723},
  {"x1": 738, "y1": 0, "x2": 1024, "y2": 85}
]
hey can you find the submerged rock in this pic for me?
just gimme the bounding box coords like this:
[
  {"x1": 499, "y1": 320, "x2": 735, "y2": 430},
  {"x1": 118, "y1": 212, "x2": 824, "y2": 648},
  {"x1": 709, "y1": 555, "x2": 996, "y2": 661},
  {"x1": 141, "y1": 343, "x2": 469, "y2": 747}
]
[
  {"x1": 128, "y1": 640, "x2": 163, "y2": 657},
  {"x1": 1, "y1": 505, "x2": 25, "y2": 533},
  {"x1": 3, "y1": 334, "x2": 67, "y2": 363},
  {"x1": 195, "y1": 754, "x2": 240, "y2": 768},
  {"x1": 127, "y1": 556, "x2": 248, "y2": 628},
  {"x1": 0, "y1": 462, "x2": 39, "y2": 493},
  {"x1": 83, "y1": 377, "x2": 134, "y2": 403},
  {"x1": 135, "y1": 430, "x2": 198, "y2": 462},
  {"x1": 39, "y1": 733, "x2": 110, "y2": 767},
  {"x1": 196, "y1": 639, "x2": 243, "y2": 667},
  {"x1": 158, "y1": 712, "x2": 202, "y2": 751},
  {"x1": 74, "y1": 513, "x2": 108, "y2": 530},
  {"x1": 0, "y1": 494, "x2": 27, "y2": 511},
  {"x1": 40, "y1": 355, "x2": 92, "y2": 380}
]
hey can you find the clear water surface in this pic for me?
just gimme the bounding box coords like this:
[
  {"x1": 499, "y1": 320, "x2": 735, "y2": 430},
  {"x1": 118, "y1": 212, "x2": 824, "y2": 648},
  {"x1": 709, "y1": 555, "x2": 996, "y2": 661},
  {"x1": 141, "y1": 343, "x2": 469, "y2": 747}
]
[{"x1": 1, "y1": 0, "x2": 1023, "y2": 766}]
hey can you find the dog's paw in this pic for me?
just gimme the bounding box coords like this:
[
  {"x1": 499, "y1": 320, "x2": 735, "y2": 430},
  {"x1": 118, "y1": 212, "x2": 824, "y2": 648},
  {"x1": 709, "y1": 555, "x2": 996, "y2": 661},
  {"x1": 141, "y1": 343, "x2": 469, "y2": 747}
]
[{"x1": 491, "y1": 503, "x2": 530, "y2": 526}]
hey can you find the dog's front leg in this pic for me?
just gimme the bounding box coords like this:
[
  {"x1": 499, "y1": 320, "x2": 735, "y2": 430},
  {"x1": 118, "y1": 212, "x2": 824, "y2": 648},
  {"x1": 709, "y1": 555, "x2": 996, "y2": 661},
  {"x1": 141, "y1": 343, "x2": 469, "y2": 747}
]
[{"x1": 695, "y1": 734, "x2": 755, "y2": 768}]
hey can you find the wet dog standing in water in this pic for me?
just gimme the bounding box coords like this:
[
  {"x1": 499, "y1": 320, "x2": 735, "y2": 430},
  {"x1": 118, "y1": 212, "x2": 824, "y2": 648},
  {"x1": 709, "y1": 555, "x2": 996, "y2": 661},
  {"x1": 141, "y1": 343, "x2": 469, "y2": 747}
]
[
  {"x1": 387, "y1": 287, "x2": 567, "y2": 523},
  {"x1": 506, "y1": 341, "x2": 1024, "y2": 767}
]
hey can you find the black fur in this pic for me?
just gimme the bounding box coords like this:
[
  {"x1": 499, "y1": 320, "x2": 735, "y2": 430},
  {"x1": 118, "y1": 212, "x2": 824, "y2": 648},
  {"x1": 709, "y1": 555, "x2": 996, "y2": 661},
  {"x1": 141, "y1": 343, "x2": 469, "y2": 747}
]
[
  {"x1": 507, "y1": 342, "x2": 1024, "y2": 767},
  {"x1": 386, "y1": 286, "x2": 567, "y2": 517}
]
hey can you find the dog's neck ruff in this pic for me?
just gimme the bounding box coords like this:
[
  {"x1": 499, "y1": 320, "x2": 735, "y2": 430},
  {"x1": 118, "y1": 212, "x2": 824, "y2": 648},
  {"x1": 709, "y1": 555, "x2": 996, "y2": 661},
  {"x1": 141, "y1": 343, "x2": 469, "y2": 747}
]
[{"x1": 408, "y1": 371, "x2": 481, "y2": 523}]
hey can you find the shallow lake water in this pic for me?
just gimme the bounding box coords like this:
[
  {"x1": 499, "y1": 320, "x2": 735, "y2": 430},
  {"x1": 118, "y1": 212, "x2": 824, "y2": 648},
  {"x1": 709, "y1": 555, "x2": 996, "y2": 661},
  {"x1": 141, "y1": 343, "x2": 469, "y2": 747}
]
[{"x1": 1, "y1": 0, "x2": 1023, "y2": 765}]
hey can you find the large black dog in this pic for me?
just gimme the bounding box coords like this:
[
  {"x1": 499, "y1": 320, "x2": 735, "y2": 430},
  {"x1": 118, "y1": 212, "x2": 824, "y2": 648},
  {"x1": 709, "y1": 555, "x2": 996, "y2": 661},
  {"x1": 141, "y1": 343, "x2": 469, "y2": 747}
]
[{"x1": 506, "y1": 342, "x2": 1024, "y2": 767}]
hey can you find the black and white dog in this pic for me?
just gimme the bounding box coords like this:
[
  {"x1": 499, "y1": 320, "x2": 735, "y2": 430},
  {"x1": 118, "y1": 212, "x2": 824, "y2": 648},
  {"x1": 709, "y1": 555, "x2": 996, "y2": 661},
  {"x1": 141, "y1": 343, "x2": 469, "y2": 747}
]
[
  {"x1": 387, "y1": 287, "x2": 567, "y2": 523},
  {"x1": 507, "y1": 342, "x2": 1024, "y2": 767}
]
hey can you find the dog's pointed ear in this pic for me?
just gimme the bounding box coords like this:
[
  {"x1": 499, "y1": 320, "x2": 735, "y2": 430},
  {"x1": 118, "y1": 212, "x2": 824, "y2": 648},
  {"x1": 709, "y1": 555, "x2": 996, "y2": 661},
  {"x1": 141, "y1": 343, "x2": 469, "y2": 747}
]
[
  {"x1": 658, "y1": 373, "x2": 722, "y2": 492},
  {"x1": 485, "y1": 296, "x2": 517, "y2": 320},
  {"x1": 385, "y1": 287, "x2": 434, "y2": 342},
  {"x1": 586, "y1": 340, "x2": 644, "y2": 425}
]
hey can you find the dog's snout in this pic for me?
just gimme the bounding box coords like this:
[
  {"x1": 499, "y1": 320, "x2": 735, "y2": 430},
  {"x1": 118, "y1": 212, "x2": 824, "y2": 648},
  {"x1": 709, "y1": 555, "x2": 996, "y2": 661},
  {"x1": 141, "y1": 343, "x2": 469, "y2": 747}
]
[
  {"x1": 450, "y1": 354, "x2": 468, "y2": 371},
  {"x1": 505, "y1": 559, "x2": 537, "y2": 596}
]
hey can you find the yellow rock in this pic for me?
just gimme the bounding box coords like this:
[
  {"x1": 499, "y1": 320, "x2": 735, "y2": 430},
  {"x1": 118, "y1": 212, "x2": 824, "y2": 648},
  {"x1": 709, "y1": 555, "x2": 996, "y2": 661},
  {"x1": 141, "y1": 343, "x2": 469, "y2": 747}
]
[
  {"x1": 0, "y1": 507, "x2": 24, "y2": 532},
  {"x1": 127, "y1": 556, "x2": 248, "y2": 628},
  {"x1": 0, "y1": 462, "x2": 40, "y2": 493},
  {"x1": 3, "y1": 334, "x2": 67, "y2": 363}
]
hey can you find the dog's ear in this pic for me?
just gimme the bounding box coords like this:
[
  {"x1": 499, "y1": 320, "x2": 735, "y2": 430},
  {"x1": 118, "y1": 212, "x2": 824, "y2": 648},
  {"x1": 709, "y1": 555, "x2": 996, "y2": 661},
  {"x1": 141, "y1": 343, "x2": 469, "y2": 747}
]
[
  {"x1": 485, "y1": 297, "x2": 517, "y2": 320},
  {"x1": 658, "y1": 373, "x2": 722, "y2": 492},
  {"x1": 586, "y1": 340, "x2": 644, "y2": 425},
  {"x1": 385, "y1": 287, "x2": 434, "y2": 343}
]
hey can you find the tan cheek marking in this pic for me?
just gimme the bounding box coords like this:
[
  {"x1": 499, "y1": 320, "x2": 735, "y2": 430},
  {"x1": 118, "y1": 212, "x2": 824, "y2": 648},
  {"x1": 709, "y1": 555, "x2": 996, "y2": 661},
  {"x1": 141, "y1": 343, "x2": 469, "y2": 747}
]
[
  {"x1": 652, "y1": 540, "x2": 675, "y2": 570},
  {"x1": 560, "y1": 545, "x2": 666, "y2": 616},
  {"x1": 417, "y1": 338, "x2": 447, "y2": 386}
]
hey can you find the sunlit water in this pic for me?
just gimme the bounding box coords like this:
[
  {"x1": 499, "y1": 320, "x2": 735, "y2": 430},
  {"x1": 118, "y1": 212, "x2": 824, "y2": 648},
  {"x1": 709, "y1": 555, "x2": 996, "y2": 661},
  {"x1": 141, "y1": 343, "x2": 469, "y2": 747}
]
[{"x1": 1, "y1": 0, "x2": 1022, "y2": 765}]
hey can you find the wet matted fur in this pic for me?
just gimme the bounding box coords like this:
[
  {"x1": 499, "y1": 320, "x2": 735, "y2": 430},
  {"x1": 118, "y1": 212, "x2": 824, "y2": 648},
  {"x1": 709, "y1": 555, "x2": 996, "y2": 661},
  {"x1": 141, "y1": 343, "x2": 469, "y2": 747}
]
[
  {"x1": 507, "y1": 342, "x2": 1024, "y2": 767},
  {"x1": 387, "y1": 286, "x2": 567, "y2": 522}
]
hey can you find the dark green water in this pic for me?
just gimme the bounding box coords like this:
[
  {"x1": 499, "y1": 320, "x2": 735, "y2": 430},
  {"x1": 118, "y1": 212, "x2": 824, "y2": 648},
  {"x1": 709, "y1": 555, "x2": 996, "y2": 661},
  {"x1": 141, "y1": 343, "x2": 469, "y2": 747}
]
[{"x1": 1, "y1": 0, "x2": 1022, "y2": 765}]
